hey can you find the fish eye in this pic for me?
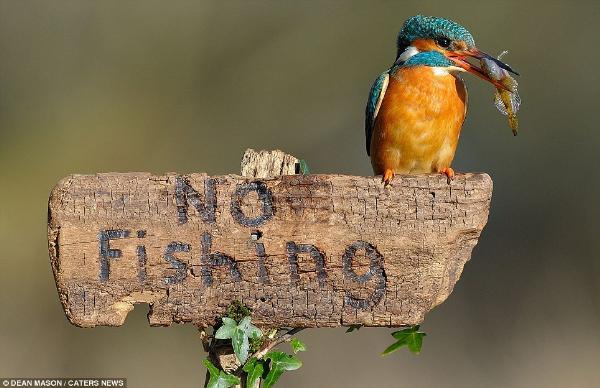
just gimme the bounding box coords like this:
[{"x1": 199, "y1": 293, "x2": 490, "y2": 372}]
[{"x1": 436, "y1": 37, "x2": 451, "y2": 48}]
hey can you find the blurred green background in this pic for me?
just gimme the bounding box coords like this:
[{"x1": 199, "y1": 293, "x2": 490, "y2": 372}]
[{"x1": 1, "y1": 1, "x2": 599, "y2": 387}]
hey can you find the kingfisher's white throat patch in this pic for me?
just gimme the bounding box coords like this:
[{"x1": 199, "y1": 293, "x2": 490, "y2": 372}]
[{"x1": 397, "y1": 46, "x2": 419, "y2": 63}]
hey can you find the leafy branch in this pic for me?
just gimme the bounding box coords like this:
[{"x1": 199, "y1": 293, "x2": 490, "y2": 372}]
[
  {"x1": 202, "y1": 302, "x2": 306, "y2": 388},
  {"x1": 203, "y1": 302, "x2": 426, "y2": 387}
]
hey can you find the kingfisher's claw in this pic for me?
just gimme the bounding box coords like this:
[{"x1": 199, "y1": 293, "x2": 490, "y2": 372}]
[
  {"x1": 382, "y1": 169, "x2": 395, "y2": 186},
  {"x1": 439, "y1": 167, "x2": 455, "y2": 184}
]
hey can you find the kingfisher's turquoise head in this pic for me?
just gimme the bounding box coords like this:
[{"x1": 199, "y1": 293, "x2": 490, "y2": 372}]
[
  {"x1": 397, "y1": 15, "x2": 475, "y2": 56},
  {"x1": 394, "y1": 15, "x2": 518, "y2": 88}
]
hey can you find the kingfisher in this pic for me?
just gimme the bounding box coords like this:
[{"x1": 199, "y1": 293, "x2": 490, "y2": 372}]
[{"x1": 365, "y1": 15, "x2": 518, "y2": 184}]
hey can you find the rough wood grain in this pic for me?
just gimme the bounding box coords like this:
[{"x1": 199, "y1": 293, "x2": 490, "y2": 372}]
[{"x1": 48, "y1": 161, "x2": 492, "y2": 328}]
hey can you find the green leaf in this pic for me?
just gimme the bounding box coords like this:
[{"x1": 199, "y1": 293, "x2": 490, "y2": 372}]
[
  {"x1": 290, "y1": 338, "x2": 306, "y2": 353},
  {"x1": 215, "y1": 316, "x2": 263, "y2": 364},
  {"x1": 214, "y1": 317, "x2": 236, "y2": 340},
  {"x1": 265, "y1": 351, "x2": 302, "y2": 371},
  {"x1": 382, "y1": 340, "x2": 405, "y2": 356},
  {"x1": 232, "y1": 327, "x2": 250, "y2": 364},
  {"x1": 207, "y1": 373, "x2": 240, "y2": 388},
  {"x1": 203, "y1": 359, "x2": 241, "y2": 388},
  {"x1": 263, "y1": 351, "x2": 302, "y2": 388},
  {"x1": 345, "y1": 325, "x2": 362, "y2": 333},
  {"x1": 263, "y1": 367, "x2": 284, "y2": 388},
  {"x1": 239, "y1": 316, "x2": 262, "y2": 340},
  {"x1": 407, "y1": 332, "x2": 424, "y2": 354},
  {"x1": 242, "y1": 358, "x2": 265, "y2": 388},
  {"x1": 382, "y1": 325, "x2": 426, "y2": 356},
  {"x1": 203, "y1": 359, "x2": 221, "y2": 377}
]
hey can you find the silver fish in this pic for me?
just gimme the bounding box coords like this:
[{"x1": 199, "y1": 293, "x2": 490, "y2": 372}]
[{"x1": 481, "y1": 51, "x2": 521, "y2": 135}]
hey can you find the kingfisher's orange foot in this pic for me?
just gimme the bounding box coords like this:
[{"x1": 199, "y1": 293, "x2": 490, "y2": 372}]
[
  {"x1": 439, "y1": 167, "x2": 455, "y2": 184},
  {"x1": 382, "y1": 169, "x2": 395, "y2": 186}
]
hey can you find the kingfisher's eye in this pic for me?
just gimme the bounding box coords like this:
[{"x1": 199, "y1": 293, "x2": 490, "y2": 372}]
[{"x1": 436, "y1": 37, "x2": 451, "y2": 48}]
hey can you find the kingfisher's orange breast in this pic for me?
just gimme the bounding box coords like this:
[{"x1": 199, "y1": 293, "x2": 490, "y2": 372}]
[{"x1": 370, "y1": 66, "x2": 467, "y2": 175}]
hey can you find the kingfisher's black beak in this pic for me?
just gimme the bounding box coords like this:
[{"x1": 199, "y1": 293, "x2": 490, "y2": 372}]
[{"x1": 446, "y1": 48, "x2": 519, "y2": 91}]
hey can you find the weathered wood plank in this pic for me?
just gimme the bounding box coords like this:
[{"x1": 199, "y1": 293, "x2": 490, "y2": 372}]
[{"x1": 48, "y1": 169, "x2": 492, "y2": 328}]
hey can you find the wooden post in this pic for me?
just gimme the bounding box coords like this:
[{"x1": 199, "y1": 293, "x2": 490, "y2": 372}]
[{"x1": 47, "y1": 149, "x2": 492, "y2": 329}]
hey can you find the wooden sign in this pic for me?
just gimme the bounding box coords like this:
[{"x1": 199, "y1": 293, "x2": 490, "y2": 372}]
[{"x1": 48, "y1": 150, "x2": 492, "y2": 328}]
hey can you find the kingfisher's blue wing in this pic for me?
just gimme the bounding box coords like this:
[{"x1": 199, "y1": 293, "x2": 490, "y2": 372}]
[{"x1": 365, "y1": 72, "x2": 390, "y2": 156}]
